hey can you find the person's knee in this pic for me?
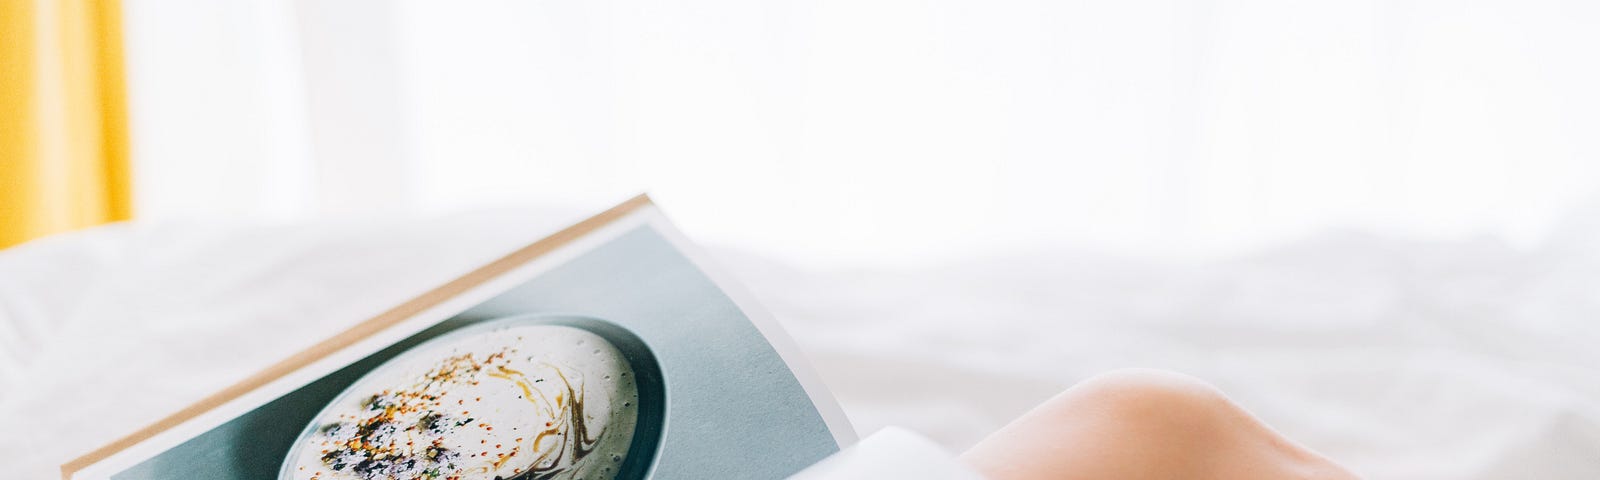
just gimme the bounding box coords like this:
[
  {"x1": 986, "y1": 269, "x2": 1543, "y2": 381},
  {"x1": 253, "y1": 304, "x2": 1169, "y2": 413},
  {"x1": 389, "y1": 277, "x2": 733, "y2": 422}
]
[
  {"x1": 1050, "y1": 368, "x2": 1358, "y2": 480},
  {"x1": 963, "y1": 369, "x2": 1240, "y2": 479},
  {"x1": 965, "y1": 369, "x2": 1359, "y2": 480},
  {"x1": 1047, "y1": 368, "x2": 1234, "y2": 435},
  {"x1": 1072, "y1": 368, "x2": 1227, "y2": 404}
]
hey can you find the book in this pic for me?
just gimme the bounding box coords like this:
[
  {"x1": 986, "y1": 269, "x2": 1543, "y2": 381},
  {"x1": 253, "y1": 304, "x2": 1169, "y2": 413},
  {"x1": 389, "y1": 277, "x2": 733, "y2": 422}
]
[{"x1": 63, "y1": 195, "x2": 855, "y2": 480}]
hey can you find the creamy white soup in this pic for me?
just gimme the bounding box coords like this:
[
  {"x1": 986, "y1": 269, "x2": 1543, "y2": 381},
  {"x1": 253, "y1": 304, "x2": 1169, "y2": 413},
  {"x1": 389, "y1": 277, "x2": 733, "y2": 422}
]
[{"x1": 288, "y1": 325, "x2": 638, "y2": 480}]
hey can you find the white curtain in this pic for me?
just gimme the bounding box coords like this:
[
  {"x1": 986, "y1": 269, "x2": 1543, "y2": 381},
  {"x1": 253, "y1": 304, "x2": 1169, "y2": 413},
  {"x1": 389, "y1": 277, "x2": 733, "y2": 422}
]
[{"x1": 123, "y1": 0, "x2": 1600, "y2": 267}]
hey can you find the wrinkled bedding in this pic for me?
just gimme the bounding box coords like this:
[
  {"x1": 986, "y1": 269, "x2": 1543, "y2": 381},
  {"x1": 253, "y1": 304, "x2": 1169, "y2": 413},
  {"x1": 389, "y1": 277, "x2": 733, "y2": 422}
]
[{"x1": 3, "y1": 208, "x2": 1599, "y2": 479}]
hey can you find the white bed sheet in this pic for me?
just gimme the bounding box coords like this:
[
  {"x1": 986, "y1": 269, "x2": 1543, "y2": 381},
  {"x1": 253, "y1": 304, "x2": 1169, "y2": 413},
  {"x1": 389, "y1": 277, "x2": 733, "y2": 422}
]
[{"x1": 3, "y1": 208, "x2": 1599, "y2": 479}]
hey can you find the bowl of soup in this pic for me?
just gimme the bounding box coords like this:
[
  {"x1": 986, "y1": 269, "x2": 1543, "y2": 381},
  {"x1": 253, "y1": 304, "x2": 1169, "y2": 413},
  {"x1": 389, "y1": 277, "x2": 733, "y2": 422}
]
[{"x1": 279, "y1": 315, "x2": 665, "y2": 480}]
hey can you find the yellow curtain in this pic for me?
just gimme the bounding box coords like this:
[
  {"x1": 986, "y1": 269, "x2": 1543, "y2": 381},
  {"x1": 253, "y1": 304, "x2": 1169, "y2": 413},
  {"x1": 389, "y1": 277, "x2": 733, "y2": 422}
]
[{"x1": 0, "y1": 0, "x2": 131, "y2": 249}]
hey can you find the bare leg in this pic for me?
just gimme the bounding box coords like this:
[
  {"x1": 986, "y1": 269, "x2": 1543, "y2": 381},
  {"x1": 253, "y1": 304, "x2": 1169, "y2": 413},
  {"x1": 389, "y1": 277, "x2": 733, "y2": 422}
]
[{"x1": 962, "y1": 369, "x2": 1358, "y2": 480}]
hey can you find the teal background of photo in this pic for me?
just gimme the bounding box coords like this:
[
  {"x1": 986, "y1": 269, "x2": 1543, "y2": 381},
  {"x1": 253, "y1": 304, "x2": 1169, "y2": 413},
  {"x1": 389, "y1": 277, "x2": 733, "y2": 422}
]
[{"x1": 112, "y1": 226, "x2": 841, "y2": 479}]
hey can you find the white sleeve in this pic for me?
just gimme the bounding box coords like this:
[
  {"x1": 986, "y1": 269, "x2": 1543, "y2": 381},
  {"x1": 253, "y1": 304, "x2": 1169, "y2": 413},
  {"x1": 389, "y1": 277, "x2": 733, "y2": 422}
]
[{"x1": 788, "y1": 427, "x2": 988, "y2": 480}]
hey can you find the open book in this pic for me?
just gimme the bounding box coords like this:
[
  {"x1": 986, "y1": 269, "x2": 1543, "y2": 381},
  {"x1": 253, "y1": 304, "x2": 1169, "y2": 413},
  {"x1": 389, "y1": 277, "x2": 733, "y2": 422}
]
[{"x1": 63, "y1": 195, "x2": 855, "y2": 480}]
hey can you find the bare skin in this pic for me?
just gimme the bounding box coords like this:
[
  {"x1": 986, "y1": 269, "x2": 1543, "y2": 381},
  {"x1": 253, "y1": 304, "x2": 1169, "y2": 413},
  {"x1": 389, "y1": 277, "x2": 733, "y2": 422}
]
[{"x1": 962, "y1": 369, "x2": 1359, "y2": 480}]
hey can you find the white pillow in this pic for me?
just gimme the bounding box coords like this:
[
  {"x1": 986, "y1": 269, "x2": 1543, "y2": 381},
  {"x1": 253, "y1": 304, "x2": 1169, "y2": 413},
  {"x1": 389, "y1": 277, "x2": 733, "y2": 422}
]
[{"x1": 0, "y1": 225, "x2": 136, "y2": 396}]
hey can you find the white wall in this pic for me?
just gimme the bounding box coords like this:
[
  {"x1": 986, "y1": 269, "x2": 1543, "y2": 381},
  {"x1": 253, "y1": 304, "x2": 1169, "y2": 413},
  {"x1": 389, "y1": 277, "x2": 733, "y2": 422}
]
[
  {"x1": 122, "y1": 0, "x2": 315, "y2": 221},
  {"x1": 124, "y1": 0, "x2": 1600, "y2": 267}
]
